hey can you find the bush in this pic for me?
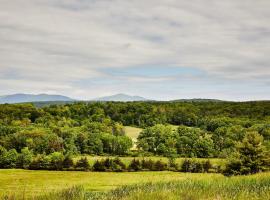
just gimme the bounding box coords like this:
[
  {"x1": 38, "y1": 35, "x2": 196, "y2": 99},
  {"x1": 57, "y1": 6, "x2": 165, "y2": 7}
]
[
  {"x1": 0, "y1": 148, "x2": 18, "y2": 168},
  {"x1": 29, "y1": 154, "x2": 51, "y2": 170},
  {"x1": 154, "y1": 160, "x2": 167, "y2": 171},
  {"x1": 93, "y1": 158, "x2": 126, "y2": 172},
  {"x1": 141, "y1": 159, "x2": 155, "y2": 171},
  {"x1": 128, "y1": 159, "x2": 141, "y2": 171},
  {"x1": 202, "y1": 160, "x2": 212, "y2": 173},
  {"x1": 181, "y1": 159, "x2": 213, "y2": 173},
  {"x1": 112, "y1": 157, "x2": 126, "y2": 171},
  {"x1": 75, "y1": 157, "x2": 90, "y2": 171},
  {"x1": 50, "y1": 152, "x2": 64, "y2": 170},
  {"x1": 93, "y1": 159, "x2": 106, "y2": 171},
  {"x1": 16, "y1": 147, "x2": 33, "y2": 169},
  {"x1": 63, "y1": 155, "x2": 74, "y2": 169},
  {"x1": 181, "y1": 159, "x2": 192, "y2": 172}
]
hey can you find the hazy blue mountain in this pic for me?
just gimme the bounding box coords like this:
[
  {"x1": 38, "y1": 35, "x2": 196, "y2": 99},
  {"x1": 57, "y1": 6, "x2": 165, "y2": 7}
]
[
  {"x1": 93, "y1": 93, "x2": 149, "y2": 102},
  {"x1": 0, "y1": 93, "x2": 74, "y2": 104},
  {"x1": 172, "y1": 98, "x2": 225, "y2": 102}
]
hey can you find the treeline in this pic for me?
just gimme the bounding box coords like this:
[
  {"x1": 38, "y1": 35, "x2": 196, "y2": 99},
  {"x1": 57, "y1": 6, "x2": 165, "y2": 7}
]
[
  {"x1": 0, "y1": 147, "x2": 219, "y2": 173},
  {"x1": 137, "y1": 124, "x2": 270, "y2": 158}
]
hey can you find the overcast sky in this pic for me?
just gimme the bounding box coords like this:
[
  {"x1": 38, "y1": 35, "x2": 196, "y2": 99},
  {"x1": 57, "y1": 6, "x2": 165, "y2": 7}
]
[{"x1": 0, "y1": 0, "x2": 270, "y2": 101}]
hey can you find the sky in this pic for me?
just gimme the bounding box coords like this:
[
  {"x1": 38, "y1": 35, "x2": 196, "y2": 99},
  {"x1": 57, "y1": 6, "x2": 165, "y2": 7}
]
[{"x1": 0, "y1": 0, "x2": 270, "y2": 101}]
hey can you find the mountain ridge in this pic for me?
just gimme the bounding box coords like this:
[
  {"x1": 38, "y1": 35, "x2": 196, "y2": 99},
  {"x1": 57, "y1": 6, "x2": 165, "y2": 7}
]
[
  {"x1": 93, "y1": 93, "x2": 149, "y2": 102},
  {"x1": 0, "y1": 93, "x2": 74, "y2": 104}
]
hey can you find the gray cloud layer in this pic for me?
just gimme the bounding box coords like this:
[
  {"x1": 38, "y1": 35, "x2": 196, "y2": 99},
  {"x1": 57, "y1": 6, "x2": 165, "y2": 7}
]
[{"x1": 0, "y1": 0, "x2": 270, "y2": 100}]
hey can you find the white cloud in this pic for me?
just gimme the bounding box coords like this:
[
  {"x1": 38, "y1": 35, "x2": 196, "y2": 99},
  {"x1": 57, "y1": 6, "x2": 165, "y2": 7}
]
[{"x1": 0, "y1": 0, "x2": 269, "y2": 100}]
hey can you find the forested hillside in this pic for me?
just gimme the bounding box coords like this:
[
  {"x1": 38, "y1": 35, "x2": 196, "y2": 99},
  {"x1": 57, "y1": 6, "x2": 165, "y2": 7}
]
[{"x1": 0, "y1": 101, "x2": 269, "y2": 173}]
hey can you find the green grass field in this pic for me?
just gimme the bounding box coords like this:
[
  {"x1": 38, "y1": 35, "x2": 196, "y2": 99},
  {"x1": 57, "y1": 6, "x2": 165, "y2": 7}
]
[
  {"x1": 124, "y1": 126, "x2": 142, "y2": 150},
  {"x1": 1, "y1": 170, "x2": 270, "y2": 200},
  {"x1": 0, "y1": 170, "x2": 218, "y2": 199}
]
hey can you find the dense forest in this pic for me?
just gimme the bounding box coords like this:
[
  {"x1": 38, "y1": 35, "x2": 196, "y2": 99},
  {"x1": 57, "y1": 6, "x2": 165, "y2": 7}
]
[{"x1": 0, "y1": 101, "x2": 270, "y2": 174}]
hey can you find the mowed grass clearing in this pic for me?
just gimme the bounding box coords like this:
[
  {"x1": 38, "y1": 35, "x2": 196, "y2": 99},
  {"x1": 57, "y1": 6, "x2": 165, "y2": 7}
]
[
  {"x1": 124, "y1": 126, "x2": 142, "y2": 150},
  {"x1": 0, "y1": 169, "x2": 219, "y2": 198}
]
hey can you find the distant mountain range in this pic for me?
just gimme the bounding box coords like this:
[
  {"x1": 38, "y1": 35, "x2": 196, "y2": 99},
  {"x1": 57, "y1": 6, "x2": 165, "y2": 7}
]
[
  {"x1": 0, "y1": 93, "x2": 74, "y2": 104},
  {"x1": 172, "y1": 98, "x2": 224, "y2": 102},
  {"x1": 0, "y1": 93, "x2": 226, "y2": 104},
  {"x1": 0, "y1": 93, "x2": 149, "y2": 104},
  {"x1": 93, "y1": 93, "x2": 149, "y2": 102}
]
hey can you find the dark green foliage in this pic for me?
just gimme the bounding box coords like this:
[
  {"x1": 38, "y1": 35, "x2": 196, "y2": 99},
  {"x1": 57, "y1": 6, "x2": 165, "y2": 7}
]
[
  {"x1": 29, "y1": 154, "x2": 51, "y2": 170},
  {"x1": 128, "y1": 159, "x2": 141, "y2": 171},
  {"x1": 63, "y1": 154, "x2": 74, "y2": 169},
  {"x1": 181, "y1": 159, "x2": 214, "y2": 173},
  {"x1": 0, "y1": 101, "x2": 270, "y2": 175},
  {"x1": 75, "y1": 157, "x2": 90, "y2": 171},
  {"x1": 113, "y1": 157, "x2": 126, "y2": 171},
  {"x1": 224, "y1": 132, "x2": 270, "y2": 176},
  {"x1": 50, "y1": 152, "x2": 64, "y2": 170},
  {"x1": 93, "y1": 160, "x2": 106, "y2": 171},
  {"x1": 92, "y1": 157, "x2": 126, "y2": 172},
  {"x1": 16, "y1": 147, "x2": 33, "y2": 169},
  {"x1": 154, "y1": 160, "x2": 167, "y2": 171},
  {"x1": 0, "y1": 147, "x2": 18, "y2": 168},
  {"x1": 202, "y1": 160, "x2": 212, "y2": 173},
  {"x1": 141, "y1": 159, "x2": 155, "y2": 171}
]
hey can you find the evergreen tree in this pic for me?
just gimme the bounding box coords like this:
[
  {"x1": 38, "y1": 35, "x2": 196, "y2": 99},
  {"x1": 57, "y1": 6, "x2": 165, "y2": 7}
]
[{"x1": 224, "y1": 132, "x2": 270, "y2": 175}]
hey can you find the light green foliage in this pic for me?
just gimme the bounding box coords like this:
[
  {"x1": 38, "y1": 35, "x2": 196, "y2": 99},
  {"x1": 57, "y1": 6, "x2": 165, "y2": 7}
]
[{"x1": 16, "y1": 147, "x2": 33, "y2": 169}]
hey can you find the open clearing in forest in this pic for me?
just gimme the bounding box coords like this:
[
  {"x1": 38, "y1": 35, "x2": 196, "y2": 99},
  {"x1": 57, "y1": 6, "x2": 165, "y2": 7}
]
[{"x1": 124, "y1": 126, "x2": 142, "y2": 149}]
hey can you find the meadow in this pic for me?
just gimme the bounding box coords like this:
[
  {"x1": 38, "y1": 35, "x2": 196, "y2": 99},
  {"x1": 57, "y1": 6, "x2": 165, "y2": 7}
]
[
  {"x1": 1, "y1": 170, "x2": 270, "y2": 200},
  {"x1": 0, "y1": 169, "x2": 216, "y2": 199}
]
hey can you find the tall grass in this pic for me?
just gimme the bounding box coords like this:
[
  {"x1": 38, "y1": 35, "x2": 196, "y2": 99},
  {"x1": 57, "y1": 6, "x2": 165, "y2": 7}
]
[
  {"x1": 2, "y1": 173, "x2": 270, "y2": 200},
  {"x1": 87, "y1": 173, "x2": 270, "y2": 200}
]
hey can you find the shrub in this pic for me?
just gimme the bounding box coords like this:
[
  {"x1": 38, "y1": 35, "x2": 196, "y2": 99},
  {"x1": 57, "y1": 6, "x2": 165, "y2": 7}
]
[
  {"x1": 202, "y1": 160, "x2": 212, "y2": 173},
  {"x1": 141, "y1": 159, "x2": 155, "y2": 171},
  {"x1": 181, "y1": 159, "x2": 213, "y2": 173},
  {"x1": 76, "y1": 157, "x2": 90, "y2": 171},
  {"x1": 29, "y1": 154, "x2": 51, "y2": 170},
  {"x1": 0, "y1": 149, "x2": 18, "y2": 168},
  {"x1": 63, "y1": 155, "x2": 74, "y2": 169},
  {"x1": 112, "y1": 157, "x2": 126, "y2": 171},
  {"x1": 93, "y1": 160, "x2": 106, "y2": 171},
  {"x1": 181, "y1": 159, "x2": 192, "y2": 172},
  {"x1": 50, "y1": 152, "x2": 64, "y2": 170},
  {"x1": 128, "y1": 159, "x2": 141, "y2": 171},
  {"x1": 154, "y1": 160, "x2": 167, "y2": 171},
  {"x1": 16, "y1": 147, "x2": 33, "y2": 169}
]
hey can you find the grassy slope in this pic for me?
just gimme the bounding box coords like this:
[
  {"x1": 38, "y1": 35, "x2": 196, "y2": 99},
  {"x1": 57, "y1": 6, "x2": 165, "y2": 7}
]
[{"x1": 124, "y1": 126, "x2": 142, "y2": 150}]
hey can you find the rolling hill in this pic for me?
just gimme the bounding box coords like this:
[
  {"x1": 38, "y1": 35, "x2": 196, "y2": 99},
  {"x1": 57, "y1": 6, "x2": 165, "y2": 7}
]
[
  {"x1": 0, "y1": 93, "x2": 74, "y2": 104},
  {"x1": 93, "y1": 93, "x2": 149, "y2": 102}
]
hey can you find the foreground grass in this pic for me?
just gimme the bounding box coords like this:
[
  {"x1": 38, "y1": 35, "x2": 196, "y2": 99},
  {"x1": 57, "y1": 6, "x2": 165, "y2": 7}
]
[
  {"x1": 38, "y1": 172, "x2": 270, "y2": 200},
  {"x1": 92, "y1": 172, "x2": 270, "y2": 200},
  {"x1": 2, "y1": 170, "x2": 269, "y2": 200},
  {"x1": 0, "y1": 170, "x2": 210, "y2": 198}
]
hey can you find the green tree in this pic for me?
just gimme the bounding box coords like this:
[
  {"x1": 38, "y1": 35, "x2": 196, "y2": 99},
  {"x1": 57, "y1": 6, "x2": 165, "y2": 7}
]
[
  {"x1": 224, "y1": 132, "x2": 270, "y2": 175},
  {"x1": 16, "y1": 147, "x2": 33, "y2": 169}
]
